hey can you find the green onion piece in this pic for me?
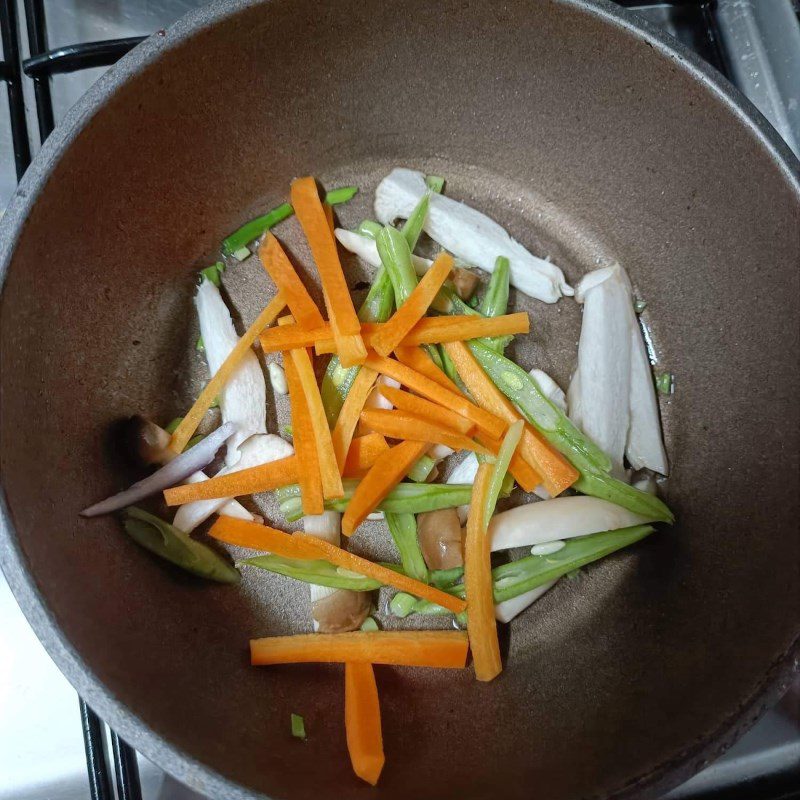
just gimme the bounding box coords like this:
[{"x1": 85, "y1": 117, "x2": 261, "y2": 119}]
[
  {"x1": 468, "y1": 295, "x2": 480, "y2": 308},
  {"x1": 232, "y1": 246, "x2": 251, "y2": 262},
  {"x1": 280, "y1": 424, "x2": 293, "y2": 439},
  {"x1": 425, "y1": 175, "x2": 445, "y2": 193},
  {"x1": 164, "y1": 417, "x2": 183, "y2": 435},
  {"x1": 355, "y1": 219, "x2": 383, "y2": 240},
  {"x1": 484, "y1": 420, "x2": 524, "y2": 527},
  {"x1": 423, "y1": 344, "x2": 445, "y2": 371},
  {"x1": 121, "y1": 507, "x2": 240, "y2": 584},
  {"x1": 376, "y1": 225, "x2": 419, "y2": 306},
  {"x1": 195, "y1": 336, "x2": 205, "y2": 352},
  {"x1": 360, "y1": 616, "x2": 379, "y2": 632},
  {"x1": 655, "y1": 372, "x2": 674, "y2": 395},
  {"x1": 291, "y1": 713, "x2": 306, "y2": 740},
  {"x1": 389, "y1": 592, "x2": 417, "y2": 618},
  {"x1": 394, "y1": 524, "x2": 656, "y2": 615},
  {"x1": 430, "y1": 566, "x2": 464, "y2": 588},
  {"x1": 185, "y1": 433, "x2": 206, "y2": 450},
  {"x1": 209, "y1": 396, "x2": 220, "y2": 409},
  {"x1": 199, "y1": 262, "x2": 224, "y2": 287},
  {"x1": 479, "y1": 256, "x2": 510, "y2": 317},
  {"x1": 278, "y1": 481, "x2": 472, "y2": 523},
  {"x1": 634, "y1": 299, "x2": 647, "y2": 314},
  {"x1": 401, "y1": 192, "x2": 430, "y2": 252},
  {"x1": 385, "y1": 512, "x2": 429, "y2": 584},
  {"x1": 242, "y1": 554, "x2": 382, "y2": 591},
  {"x1": 221, "y1": 188, "x2": 357, "y2": 257},
  {"x1": 407, "y1": 454, "x2": 436, "y2": 483},
  {"x1": 324, "y1": 185, "x2": 359, "y2": 205},
  {"x1": 468, "y1": 342, "x2": 673, "y2": 522}
]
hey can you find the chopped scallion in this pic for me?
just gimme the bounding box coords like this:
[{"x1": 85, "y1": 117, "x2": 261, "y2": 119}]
[{"x1": 290, "y1": 713, "x2": 306, "y2": 740}]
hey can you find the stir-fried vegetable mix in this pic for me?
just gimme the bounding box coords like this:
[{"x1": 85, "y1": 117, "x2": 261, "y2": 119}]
[{"x1": 80, "y1": 171, "x2": 673, "y2": 786}]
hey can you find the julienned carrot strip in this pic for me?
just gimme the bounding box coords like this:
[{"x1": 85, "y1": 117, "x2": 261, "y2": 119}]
[
  {"x1": 364, "y1": 353, "x2": 507, "y2": 439},
  {"x1": 394, "y1": 345, "x2": 461, "y2": 394},
  {"x1": 169, "y1": 293, "x2": 286, "y2": 453},
  {"x1": 400, "y1": 312, "x2": 528, "y2": 346},
  {"x1": 293, "y1": 532, "x2": 467, "y2": 613},
  {"x1": 343, "y1": 433, "x2": 390, "y2": 478},
  {"x1": 284, "y1": 351, "x2": 324, "y2": 515},
  {"x1": 443, "y1": 341, "x2": 578, "y2": 496},
  {"x1": 370, "y1": 253, "x2": 454, "y2": 356},
  {"x1": 289, "y1": 345, "x2": 344, "y2": 499},
  {"x1": 208, "y1": 516, "x2": 319, "y2": 558},
  {"x1": 163, "y1": 455, "x2": 297, "y2": 505},
  {"x1": 259, "y1": 234, "x2": 325, "y2": 329},
  {"x1": 475, "y1": 433, "x2": 542, "y2": 493},
  {"x1": 250, "y1": 630, "x2": 470, "y2": 668},
  {"x1": 345, "y1": 663, "x2": 385, "y2": 786},
  {"x1": 259, "y1": 323, "x2": 331, "y2": 353},
  {"x1": 465, "y1": 463, "x2": 502, "y2": 682},
  {"x1": 331, "y1": 367, "x2": 379, "y2": 471},
  {"x1": 360, "y1": 408, "x2": 491, "y2": 457},
  {"x1": 313, "y1": 314, "x2": 529, "y2": 355},
  {"x1": 291, "y1": 178, "x2": 365, "y2": 363},
  {"x1": 341, "y1": 440, "x2": 429, "y2": 536},
  {"x1": 378, "y1": 385, "x2": 474, "y2": 435}
]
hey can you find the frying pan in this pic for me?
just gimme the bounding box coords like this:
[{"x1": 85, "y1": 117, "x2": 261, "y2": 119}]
[{"x1": 0, "y1": 1, "x2": 798, "y2": 798}]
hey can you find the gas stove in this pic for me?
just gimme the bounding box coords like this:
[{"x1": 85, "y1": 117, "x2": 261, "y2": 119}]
[{"x1": 0, "y1": 2, "x2": 797, "y2": 799}]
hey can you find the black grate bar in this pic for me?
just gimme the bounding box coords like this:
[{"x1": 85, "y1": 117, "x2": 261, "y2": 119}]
[
  {"x1": 22, "y1": 0, "x2": 53, "y2": 140},
  {"x1": 0, "y1": 0, "x2": 31, "y2": 178},
  {"x1": 111, "y1": 731, "x2": 144, "y2": 800},
  {"x1": 23, "y1": 36, "x2": 146, "y2": 78},
  {"x1": 79, "y1": 699, "x2": 114, "y2": 800}
]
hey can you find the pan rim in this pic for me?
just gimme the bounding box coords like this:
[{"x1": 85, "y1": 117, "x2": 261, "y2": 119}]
[{"x1": 0, "y1": 1, "x2": 797, "y2": 798}]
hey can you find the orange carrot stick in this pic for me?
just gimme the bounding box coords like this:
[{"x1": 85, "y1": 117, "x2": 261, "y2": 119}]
[
  {"x1": 359, "y1": 408, "x2": 491, "y2": 457},
  {"x1": 341, "y1": 439, "x2": 429, "y2": 536},
  {"x1": 289, "y1": 346, "x2": 344, "y2": 499},
  {"x1": 291, "y1": 177, "x2": 365, "y2": 363},
  {"x1": 370, "y1": 253, "x2": 453, "y2": 356},
  {"x1": 443, "y1": 341, "x2": 578, "y2": 496},
  {"x1": 345, "y1": 662, "x2": 385, "y2": 786},
  {"x1": 364, "y1": 353, "x2": 507, "y2": 439},
  {"x1": 331, "y1": 367, "x2": 379, "y2": 471},
  {"x1": 208, "y1": 516, "x2": 318, "y2": 558},
  {"x1": 394, "y1": 345, "x2": 461, "y2": 394},
  {"x1": 293, "y1": 532, "x2": 467, "y2": 613},
  {"x1": 250, "y1": 630, "x2": 470, "y2": 668},
  {"x1": 163, "y1": 455, "x2": 297, "y2": 505},
  {"x1": 464, "y1": 463, "x2": 502, "y2": 682},
  {"x1": 259, "y1": 323, "x2": 331, "y2": 353},
  {"x1": 343, "y1": 433, "x2": 390, "y2": 478},
  {"x1": 169, "y1": 293, "x2": 286, "y2": 453},
  {"x1": 313, "y1": 314, "x2": 529, "y2": 355},
  {"x1": 377, "y1": 385, "x2": 474, "y2": 435},
  {"x1": 258, "y1": 234, "x2": 325, "y2": 329},
  {"x1": 284, "y1": 351, "x2": 324, "y2": 515}
]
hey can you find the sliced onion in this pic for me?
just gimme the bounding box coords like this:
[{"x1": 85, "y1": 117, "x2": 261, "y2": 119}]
[
  {"x1": 81, "y1": 422, "x2": 237, "y2": 517},
  {"x1": 495, "y1": 581, "x2": 557, "y2": 623}
]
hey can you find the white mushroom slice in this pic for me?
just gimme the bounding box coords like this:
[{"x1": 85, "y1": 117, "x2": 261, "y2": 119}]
[
  {"x1": 374, "y1": 168, "x2": 572, "y2": 303},
  {"x1": 267, "y1": 362, "x2": 288, "y2": 395},
  {"x1": 172, "y1": 434, "x2": 293, "y2": 533},
  {"x1": 335, "y1": 228, "x2": 432, "y2": 276},
  {"x1": 365, "y1": 375, "x2": 400, "y2": 411},
  {"x1": 488, "y1": 495, "x2": 651, "y2": 552},
  {"x1": 494, "y1": 581, "x2": 557, "y2": 623},
  {"x1": 196, "y1": 279, "x2": 267, "y2": 466},
  {"x1": 568, "y1": 265, "x2": 632, "y2": 478}
]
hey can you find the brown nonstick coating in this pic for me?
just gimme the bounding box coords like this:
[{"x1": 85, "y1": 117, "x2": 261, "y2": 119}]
[{"x1": 0, "y1": 1, "x2": 798, "y2": 799}]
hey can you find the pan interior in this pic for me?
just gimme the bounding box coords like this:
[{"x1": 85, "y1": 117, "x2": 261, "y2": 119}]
[{"x1": 0, "y1": 2, "x2": 798, "y2": 799}]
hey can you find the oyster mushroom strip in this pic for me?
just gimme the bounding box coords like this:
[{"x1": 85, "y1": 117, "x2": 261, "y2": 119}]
[
  {"x1": 374, "y1": 167, "x2": 572, "y2": 303},
  {"x1": 568, "y1": 264, "x2": 668, "y2": 477},
  {"x1": 122, "y1": 416, "x2": 254, "y2": 529},
  {"x1": 174, "y1": 434, "x2": 293, "y2": 534},
  {"x1": 389, "y1": 524, "x2": 655, "y2": 619},
  {"x1": 80, "y1": 422, "x2": 237, "y2": 517},
  {"x1": 195, "y1": 278, "x2": 267, "y2": 466},
  {"x1": 305, "y1": 511, "x2": 371, "y2": 633}
]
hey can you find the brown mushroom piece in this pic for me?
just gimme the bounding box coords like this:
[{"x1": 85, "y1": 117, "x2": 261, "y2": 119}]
[
  {"x1": 451, "y1": 267, "x2": 480, "y2": 301},
  {"x1": 311, "y1": 590, "x2": 372, "y2": 633},
  {"x1": 417, "y1": 508, "x2": 464, "y2": 570}
]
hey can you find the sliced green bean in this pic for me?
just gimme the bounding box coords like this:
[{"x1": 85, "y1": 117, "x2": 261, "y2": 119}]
[
  {"x1": 401, "y1": 192, "x2": 430, "y2": 252},
  {"x1": 479, "y1": 256, "x2": 510, "y2": 317},
  {"x1": 355, "y1": 219, "x2": 382, "y2": 239},
  {"x1": 385, "y1": 512, "x2": 429, "y2": 584},
  {"x1": 121, "y1": 507, "x2": 240, "y2": 584},
  {"x1": 241, "y1": 554, "x2": 382, "y2": 591},
  {"x1": 324, "y1": 185, "x2": 359, "y2": 205},
  {"x1": 484, "y1": 420, "x2": 524, "y2": 528},
  {"x1": 376, "y1": 225, "x2": 419, "y2": 305},
  {"x1": 407, "y1": 454, "x2": 437, "y2": 483}
]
